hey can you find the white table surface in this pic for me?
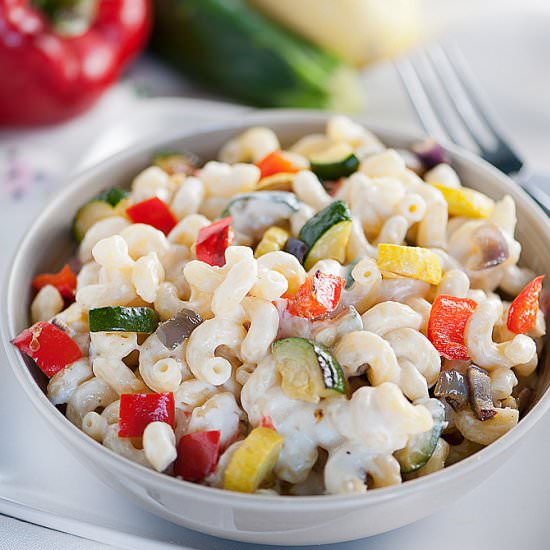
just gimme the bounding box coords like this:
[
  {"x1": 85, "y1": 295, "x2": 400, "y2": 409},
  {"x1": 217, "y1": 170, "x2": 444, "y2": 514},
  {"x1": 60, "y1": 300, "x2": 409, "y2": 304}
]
[{"x1": 1, "y1": 7, "x2": 550, "y2": 550}]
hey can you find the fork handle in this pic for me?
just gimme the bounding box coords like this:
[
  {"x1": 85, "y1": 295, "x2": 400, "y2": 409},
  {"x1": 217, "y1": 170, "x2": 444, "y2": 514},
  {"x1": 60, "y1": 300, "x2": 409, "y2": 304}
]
[{"x1": 515, "y1": 171, "x2": 550, "y2": 217}]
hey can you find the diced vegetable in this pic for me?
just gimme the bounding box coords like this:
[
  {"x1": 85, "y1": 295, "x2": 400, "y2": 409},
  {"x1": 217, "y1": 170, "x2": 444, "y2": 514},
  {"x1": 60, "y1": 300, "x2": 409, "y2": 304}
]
[
  {"x1": 395, "y1": 398, "x2": 445, "y2": 473},
  {"x1": 434, "y1": 370, "x2": 469, "y2": 411},
  {"x1": 428, "y1": 295, "x2": 478, "y2": 360},
  {"x1": 12, "y1": 322, "x2": 82, "y2": 377},
  {"x1": 466, "y1": 366, "x2": 496, "y2": 421},
  {"x1": 256, "y1": 172, "x2": 295, "y2": 191},
  {"x1": 299, "y1": 200, "x2": 352, "y2": 270},
  {"x1": 309, "y1": 143, "x2": 359, "y2": 180},
  {"x1": 377, "y1": 244, "x2": 442, "y2": 285},
  {"x1": 411, "y1": 139, "x2": 449, "y2": 171},
  {"x1": 283, "y1": 238, "x2": 308, "y2": 264},
  {"x1": 223, "y1": 427, "x2": 284, "y2": 493},
  {"x1": 195, "y1": 216, "x2": 234, "y2": 267},
  {"x1": 95, "y1": 187, "x2": 129, "y2": 207},
  {"x1": 72, "y1": 192, "x2": 129, "y2": 242},
  {"x1": 431, "y1": 183, "x2": 494, "y2": 219},
  {"x1": 89, "y1": 306, "x2": 160, "y2": 333},
  {"x1": 156, "y1": 309, "x2": 204, "y2": 349},
  {"x1": 311, "y1": 306, "x2": 362, "y2": 347},
  {"x1": 175, "y1": 430, "x2": 221, "y2": 481},
  {"x1": 343, "y1": 258, "x2": 361, "y2": 289},
  {"x1": 468, "y1": 223, "x2": 509, "y2": 271},
  {"x1": 257, "y1": 151, "x2": 300, "y2": 179},
  {"x1": 272, "y1": 337, "x2": 345, "y2": 403},
  {"x1": 32, "y1": 264, "x2": 77, "y2": 300},
  {"x1": 126, "y1": 197, "x2": 177, "y2": 235},
  {"x1": 260, "y1": 416, "x2": 275, "y2": 429},
  {"x1": 507, "y1": 275, "x2": 544, "y2": 334},
  {"x1": 153, "y1": 151, "x2": 201, "y2": 175},
  {"x1": 119, "y1": 392, "x2": 175, "y2": 438},
  {"x1": 151, "y1": 0, "x2": 361, "y2": 112},
  {"x1": 222, "y1": 192, "x2": 299, "y2": 240},
  {"x1": 255, "y1": 227, "x2": 290, "y2": 258},
  {"x1": 287, "y1": 271, "x2": 345, "y2": 319}
]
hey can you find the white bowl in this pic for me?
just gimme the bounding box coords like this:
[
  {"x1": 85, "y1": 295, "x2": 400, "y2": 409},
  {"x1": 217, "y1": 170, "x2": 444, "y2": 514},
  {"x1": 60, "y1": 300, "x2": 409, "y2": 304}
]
[{"x1": 3, "y1": 111, "x2": 550, "y2": 545}]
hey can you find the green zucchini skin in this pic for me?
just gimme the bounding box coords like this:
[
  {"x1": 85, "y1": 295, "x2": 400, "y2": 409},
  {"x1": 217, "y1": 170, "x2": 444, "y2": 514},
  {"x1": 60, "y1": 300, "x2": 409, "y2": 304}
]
[
  {"x1": 272, "y1": 337, "x2": 346, "y2": 401},
  {"x1": 222, "y1": 191, "x2": 300, "y2": 239},
  {"x1": 95, "y1": 187, "x2": 128, "y2": 207},
  {"x1": 298, "y1": 200, "x2": 352, "y2": 252},
  {"x1": 150, "y1": 0, "x2": 361, "y2": 110},
  {"x1": 310, "y1": 153, "x2": 360, "y2": 181},
  {"x1": 89, "y1": 307, "x2": 160, "y2": 334},
  {"x1": 394, "y1": 398, "x2": 446, "y2": 473}
]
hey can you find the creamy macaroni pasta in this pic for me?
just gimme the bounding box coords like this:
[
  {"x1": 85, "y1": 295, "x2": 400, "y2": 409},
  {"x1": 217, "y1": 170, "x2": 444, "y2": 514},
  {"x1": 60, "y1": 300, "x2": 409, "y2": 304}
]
[{"x1": 14, "y1": 117, "x2": 546, "y2": 496}]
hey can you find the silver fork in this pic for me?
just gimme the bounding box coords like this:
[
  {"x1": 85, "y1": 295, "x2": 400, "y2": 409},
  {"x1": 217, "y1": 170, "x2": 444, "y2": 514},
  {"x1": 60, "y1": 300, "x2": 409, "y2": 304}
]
[{"x1": 395, "y1": 43, "x2": 550, "y2": 216}]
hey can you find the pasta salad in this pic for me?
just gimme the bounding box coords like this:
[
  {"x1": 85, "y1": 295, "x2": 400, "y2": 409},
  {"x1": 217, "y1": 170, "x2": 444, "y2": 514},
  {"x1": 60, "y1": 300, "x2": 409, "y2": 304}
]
[{"x1": 12, "y1": 117, "x2": 546, "y2": 495}]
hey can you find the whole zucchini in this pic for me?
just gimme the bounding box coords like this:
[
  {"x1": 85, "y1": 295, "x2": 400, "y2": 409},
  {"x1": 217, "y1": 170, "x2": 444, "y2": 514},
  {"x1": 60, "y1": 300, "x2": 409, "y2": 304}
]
[{"x1": 150, "y1": 0, "x2": 362, "y2": 111}]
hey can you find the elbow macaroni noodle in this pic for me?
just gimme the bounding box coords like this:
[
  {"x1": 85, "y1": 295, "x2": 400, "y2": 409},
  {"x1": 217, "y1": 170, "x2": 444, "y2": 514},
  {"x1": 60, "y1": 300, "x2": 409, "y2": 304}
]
[{"x1": 27, "y1": 117, "x2": 546, "y2": 496}]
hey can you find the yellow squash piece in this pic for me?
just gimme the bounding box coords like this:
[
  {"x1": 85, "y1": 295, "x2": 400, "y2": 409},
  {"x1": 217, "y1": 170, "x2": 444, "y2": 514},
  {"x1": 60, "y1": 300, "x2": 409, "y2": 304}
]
[
  {"x1": 431, "y1": 183, "x2": 494, "y2": 219},
  {"x1": 377, "y1": 243, "x2": 442, "y2": 285},
  {"x1": 304, "y1": 220, "x2": 352, "y2": 271},
  {"x1": 255, "y1": 226, "x2": 290, "y2": 258},
  {"x1": 256, "y1": 172, "x2": 296, "y2": 191},
  {"x1": 72, "y1": 198, "x2": 129, "y2": 242},
  {"x1": 224, "y1": 427, "x2": 284, "y2": 493}
]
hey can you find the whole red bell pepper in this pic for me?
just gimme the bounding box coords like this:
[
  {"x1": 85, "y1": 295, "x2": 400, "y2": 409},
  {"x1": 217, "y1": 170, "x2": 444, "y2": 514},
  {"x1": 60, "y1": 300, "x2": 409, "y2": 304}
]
[{"x1": 0, "y1": 0, "x2": 150, "y2": 126}]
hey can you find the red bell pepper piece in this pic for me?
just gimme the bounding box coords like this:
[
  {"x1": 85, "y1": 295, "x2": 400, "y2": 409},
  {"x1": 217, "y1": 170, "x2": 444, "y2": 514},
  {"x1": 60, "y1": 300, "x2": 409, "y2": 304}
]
[
  {"x1": 12, "y1": 321, "x2": 82, "y2": 377},
  {"x1": 195, "y1": 217, "x2": 234, "y2": 267},
  {"x1": 119, "y1": 392, "x2": 175, "y2": 438},
  {"x1": 287, "y1": 271, "x2": 345, "y2": 319},
  {"x1": 507, "y1": 275, "x2": 545, "y2": 334},
  {"x1": 32, "y1": 264, "x2": 77, "y2": 300},
  {"x1": 0, "y1": 0, "x2": 150, "y2": 127},
  {"x1": 256, "y1": 151, "x2": 299, "y2": 179},
  {"x1": 260, "y1": 415, "x2": 275, "y2": 430},
  {"x1": 428, "y1": 295, "x2": 478, "y2": 361},
  {"x1": 126, "y1": 197, "x2": 177, "y2": 235},
  {"x1": 175, "y1": 430, "x2": 221, "y2": 482}
]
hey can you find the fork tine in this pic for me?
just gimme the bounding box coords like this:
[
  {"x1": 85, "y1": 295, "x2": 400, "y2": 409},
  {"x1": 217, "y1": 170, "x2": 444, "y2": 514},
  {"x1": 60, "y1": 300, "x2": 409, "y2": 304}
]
[
  {"x1": 426, "y1": 45, "x2": 497, "y2": 151},
  {"x1": 411, "y1": 50, "x2": 482, "y2": 150},
  {"x1": 440, "y1": 44, "x2": 509, "y2": 142},
  {"x1": 394, "y1": 57, "x2": 449, "y2": 143}
]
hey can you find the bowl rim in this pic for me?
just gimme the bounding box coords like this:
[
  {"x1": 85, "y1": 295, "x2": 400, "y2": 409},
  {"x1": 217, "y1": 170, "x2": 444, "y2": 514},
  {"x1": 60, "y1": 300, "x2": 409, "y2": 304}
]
[{"x1": 3, "y1": 109, "x2": 550, "y2": 511}]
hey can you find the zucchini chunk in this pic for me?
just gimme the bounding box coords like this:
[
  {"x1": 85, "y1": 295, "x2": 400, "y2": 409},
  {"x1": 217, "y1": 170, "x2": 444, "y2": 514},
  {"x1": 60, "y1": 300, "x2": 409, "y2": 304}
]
[
  {"x1": 298, "y1": 200, "x2": 352, "y2": 270},
  {"x1": 309, "y1": 143, "x2": 359, "y2": 180},
  {"x1": 222, "y1": 191, "x2": 299, "y2": 239},
  {"x1": 394, "y1": 398, "x2": 445, "y2": 473},
  {"x1": 272, "y1": 337, "x2": 345, "y2": 403},
  {"x1": 95, "y1": 187, "x2": 129, "y2": 207},
  {"x1": 72, "y1": 187, "x2": 129, "y2": 242},
  {"x1": 89, "y1": 306, "x2": 160, "y2": 334}
]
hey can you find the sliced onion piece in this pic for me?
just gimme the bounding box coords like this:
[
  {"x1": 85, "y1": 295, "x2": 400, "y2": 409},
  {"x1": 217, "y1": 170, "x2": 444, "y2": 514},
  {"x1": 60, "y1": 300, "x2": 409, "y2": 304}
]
[
  {"x1": 468, "y1": 222, "x2": 510, "y2": 272},
  {"x1": 411, "y1": 139, "x2": 449, "y2": 171},
  {"x1": 434, "y1": 370, "x2": 469, "y2": 411},
  {"x1": 156, "y1": 309, "x2": 204, "y2": 349},
  {"x1": 466, "y1": 365, "x2": 497, "y2": 421}
]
